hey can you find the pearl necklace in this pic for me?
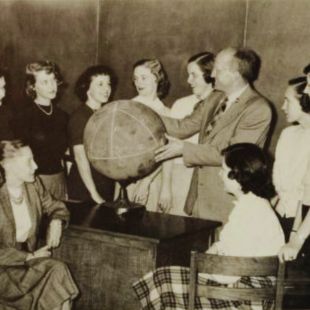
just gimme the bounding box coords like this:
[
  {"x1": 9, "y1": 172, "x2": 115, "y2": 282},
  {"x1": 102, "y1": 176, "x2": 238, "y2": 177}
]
[{"x1": 35, "y1": 102, "x2": 53, "y2": 116}]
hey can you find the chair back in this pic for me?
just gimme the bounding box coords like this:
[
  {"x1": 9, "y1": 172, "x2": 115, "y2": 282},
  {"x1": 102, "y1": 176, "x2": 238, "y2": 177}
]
[{"x1": 188, "y1": 251, "x2": 285, "y2": 310}]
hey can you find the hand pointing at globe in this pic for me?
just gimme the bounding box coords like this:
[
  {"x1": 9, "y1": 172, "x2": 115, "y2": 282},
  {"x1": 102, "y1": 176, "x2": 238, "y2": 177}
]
[{"x1": 155, "y1": 134, "x2": 184, "y2": 162}]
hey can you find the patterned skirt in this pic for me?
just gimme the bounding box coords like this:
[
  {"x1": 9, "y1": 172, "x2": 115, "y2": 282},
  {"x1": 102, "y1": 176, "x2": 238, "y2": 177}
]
[
  {"x1": 0, "y1": 257, "x2": 79, "y2": 309},
  {"x1": 133, "y1": 266, "x2": 274, "y2": 310}
]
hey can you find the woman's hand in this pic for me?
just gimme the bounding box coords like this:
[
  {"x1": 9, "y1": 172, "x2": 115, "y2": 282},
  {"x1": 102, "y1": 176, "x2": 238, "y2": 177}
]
[
  {"x1": 133, "y1": 180, "x2": 150, "y2": 205},
  {"x1": 155, "y1": 135, "x2": 184, "y2": 162},
  {"x1": 91, "y1": 191, "x2": 105, "y2": 204},
  {"x1": 278, "y1": 233, "x2": 304, "y2": 262},
  {"x1": 47, "y1": 219, "x2": 63, "y2": 249},
  {"x1": 26, "y1": 245, "x2": 51, "y2": 261},
  {"x1": 157, "y1": 187, "x2": 172, "y2": 213}
]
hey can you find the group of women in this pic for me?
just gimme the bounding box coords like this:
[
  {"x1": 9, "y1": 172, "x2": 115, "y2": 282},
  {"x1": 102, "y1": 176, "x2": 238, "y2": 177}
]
[{"x1": 0, "y1": 53, "x2": 310, "y2": 309}]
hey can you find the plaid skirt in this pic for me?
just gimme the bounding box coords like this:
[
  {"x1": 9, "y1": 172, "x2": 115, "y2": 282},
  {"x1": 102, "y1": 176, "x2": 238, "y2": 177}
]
[
  {"x1": 133, "y1": 266, "x2": 275, "y2": 310},
  {"x1": 0, "y1": 257, "x2": 79, "y2": 310}
]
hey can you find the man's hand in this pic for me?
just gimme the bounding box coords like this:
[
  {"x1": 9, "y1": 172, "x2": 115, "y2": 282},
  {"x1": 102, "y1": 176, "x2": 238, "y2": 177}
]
[
  {"x1": 155, "y1": 134, "x2": 184, "y2": 162},
  {"x1": 278, "y1": 233, "x2": 304, "y2": 262}
]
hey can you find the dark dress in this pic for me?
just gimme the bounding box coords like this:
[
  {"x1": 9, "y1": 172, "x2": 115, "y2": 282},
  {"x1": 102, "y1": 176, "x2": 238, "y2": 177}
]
[
  {"x1": 0, "y1": 104, "x2": 15, "y2": 140},
  {"x1": 67, "y1": 104, "x2": 115, "y2": 202},
  {"x1": 15, "y1": 100, "x2": 68, "y2": 199},
  {"x1": 0, "y1": 178, "x2": 78, "y2": 309}
]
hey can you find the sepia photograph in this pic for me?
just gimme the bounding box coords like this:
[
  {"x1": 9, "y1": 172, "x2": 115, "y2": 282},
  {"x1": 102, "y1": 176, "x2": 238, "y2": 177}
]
[{"x1": 0, "y1": 0, "x2": 310, "y2": 309}]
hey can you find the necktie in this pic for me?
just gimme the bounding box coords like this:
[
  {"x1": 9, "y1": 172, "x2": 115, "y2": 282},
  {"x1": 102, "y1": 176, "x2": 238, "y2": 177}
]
[{"x1": 204, "y1": 97, "x2": 228, "y2": 136}]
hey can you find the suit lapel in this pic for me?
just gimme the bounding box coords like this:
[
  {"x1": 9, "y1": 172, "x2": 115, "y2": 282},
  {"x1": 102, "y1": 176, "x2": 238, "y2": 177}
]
[
  {"x1": 199, "y1": 91, "x2": 225, "y2": 143},
  {"x1": 207, "y1": 87, "x2": 258, "y2": 140}
]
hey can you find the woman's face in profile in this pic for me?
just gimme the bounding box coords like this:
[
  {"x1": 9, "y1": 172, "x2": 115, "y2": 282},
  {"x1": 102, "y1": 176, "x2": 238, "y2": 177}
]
[
  {"x1": 34, "y1": 71, "x2": 58, "y2": 101},
  {"x1": 133, "y1": 65, "x2": 158, "y2": 97},
  {"x1": 282, "y1": 86, "x2": 303, "y2": 123},
  {"x1": 187, "y1": 62, "x2": 209, "y2": 98},
  {"x1": 87, "y1": 74, "x2": 111, "y2": 105},
  {"x1": 219, "y1": 160, "x2": 240, "y2": 196},
  {"x1": 7, "y1": 147, "x2": 38, "y2": 183},
  {"x1": 0, "y1": 77, "x2": 6, "y2": 102}
]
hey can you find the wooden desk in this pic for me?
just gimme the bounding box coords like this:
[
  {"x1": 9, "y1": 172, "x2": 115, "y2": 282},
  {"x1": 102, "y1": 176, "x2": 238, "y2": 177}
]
[{"x1": 53, "y1": 202, "x2": 221, "y2": 310}]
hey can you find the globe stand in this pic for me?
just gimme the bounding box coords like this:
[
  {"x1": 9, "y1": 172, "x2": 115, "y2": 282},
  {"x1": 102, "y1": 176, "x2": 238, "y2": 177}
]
[{"x1": 104, "y1": 181, "x2": 145, "y2": 217}]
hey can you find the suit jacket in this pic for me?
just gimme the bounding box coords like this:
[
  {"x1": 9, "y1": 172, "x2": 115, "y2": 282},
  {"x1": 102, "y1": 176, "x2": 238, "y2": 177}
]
[
  {"x1": 0, "y1": 177, "x2": 69, "y2": 266},
  {"x1": 161, "y1": 87, "x2": 272, "y2": 223}
]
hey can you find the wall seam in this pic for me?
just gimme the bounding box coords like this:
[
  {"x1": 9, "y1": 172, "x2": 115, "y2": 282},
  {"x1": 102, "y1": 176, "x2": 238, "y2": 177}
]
[
  {"x1": 243, "y1": 0, "x2": 250, "y2": 47},
  {"x1": 95, "y1": 0, "x2": 101, "y2": 63}
]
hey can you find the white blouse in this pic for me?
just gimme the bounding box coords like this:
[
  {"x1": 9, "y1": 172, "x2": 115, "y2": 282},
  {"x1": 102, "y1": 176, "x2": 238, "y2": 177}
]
[
  {"x1": 10, "y1": 198, "x2": 32, "y2": 243},
  {"x1": 132, "y1": 95, "x2": 170, "y2": 117},
  {"x1": 273, "y1": 125, "x2": 310, "y2": 217},
  {"x1": 204, "y1": 192, "x2": 285, "y2": 283}
]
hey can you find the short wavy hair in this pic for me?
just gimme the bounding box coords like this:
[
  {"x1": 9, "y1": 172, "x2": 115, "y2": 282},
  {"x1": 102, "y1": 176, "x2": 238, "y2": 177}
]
[
  {"x1": 133, "y1": 59, "x2": 170, "y2": 99},
  {"x1": 75, "y1": 65, "x2": 116, "y2": 102},
  {"x1": 188, "y1": 52, "x2": 215, "y2": 85},
  {"x1": 222, "y1": 143, "x2": 275, "y2": 199},
  {"x1": 288, "y1": 78, "x2": 310, "y2": 114},
  {"x1": 25, "y1": 60, "x2": 63, "y2": 99}
]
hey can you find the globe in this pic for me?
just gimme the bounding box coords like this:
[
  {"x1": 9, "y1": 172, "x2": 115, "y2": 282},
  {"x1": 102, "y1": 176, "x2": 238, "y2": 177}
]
[{"x1": 84, "y1": 99, "x2": 167, "y2": 183}]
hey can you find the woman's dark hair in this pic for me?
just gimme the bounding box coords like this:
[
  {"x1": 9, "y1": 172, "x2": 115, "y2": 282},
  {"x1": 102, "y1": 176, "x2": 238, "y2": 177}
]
[
  {"x1": 133, "y1": 59, "x2": 170, "y2": 99},
  {"x1": 288, "y1": 79, "x2": 310, "y2": 114},
  {"x1": 75, "y1": 65, "x2": 117, "y2": 102},
  {"x1": 222, "y1": 143, "x2": 275, "y2": 199},
  {"x1": 303, "y1": 63, "x2": 310, "y2": 75},
  {"x1": 188, "y1": 52, "x2": 215, "y2": 85},
  {"x1": 25, "y1": 60, "x2": 63, "y2": 99}
]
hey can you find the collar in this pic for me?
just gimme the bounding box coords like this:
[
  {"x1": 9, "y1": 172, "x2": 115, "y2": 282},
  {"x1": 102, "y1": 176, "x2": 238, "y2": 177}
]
[{"x1": 227, "y1": 84, "x2": 249, "y2": 103}]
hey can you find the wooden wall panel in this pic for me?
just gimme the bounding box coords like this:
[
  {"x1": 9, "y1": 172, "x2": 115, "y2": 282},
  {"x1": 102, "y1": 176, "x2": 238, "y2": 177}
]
[
  {"x1": 246, "y1": 0, "x2": 310, "y2": 151},
  {"x1": 0, "y1": 0, "x2": 99, "y2": 112},
  {"x1": 98, "y1": 0, "x2": 246, "y2": 105}
]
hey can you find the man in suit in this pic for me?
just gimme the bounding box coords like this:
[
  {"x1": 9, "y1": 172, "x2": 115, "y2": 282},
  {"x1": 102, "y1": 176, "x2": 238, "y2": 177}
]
[{"x1": 155, "y1": 47, "x2": 272, "y2": 223}]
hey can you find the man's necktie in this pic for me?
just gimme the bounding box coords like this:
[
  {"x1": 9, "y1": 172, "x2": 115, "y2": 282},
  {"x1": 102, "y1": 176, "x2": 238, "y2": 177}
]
[{"x1": 204, "y1": 97, "x2": 228, "y2": 136}]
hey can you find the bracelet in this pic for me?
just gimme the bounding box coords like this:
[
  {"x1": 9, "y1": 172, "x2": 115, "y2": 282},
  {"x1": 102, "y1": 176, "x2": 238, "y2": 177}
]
[{"x1": 291, "y1": 229, "x2": 297, "y2": 233}]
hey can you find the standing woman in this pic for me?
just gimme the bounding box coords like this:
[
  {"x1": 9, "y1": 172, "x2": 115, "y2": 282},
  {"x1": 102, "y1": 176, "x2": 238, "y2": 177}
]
[
  {"x1": 169, "y1": 52, "x2": 214, "y2": 215},
  {"x1": 0, "y1": 140, "x2": 78, "y2": 309},
  {"x1": 67, "y1": 65, "x2": 115, "y2": 204},
  {"x1": 274, "y1": 78, "x2": 310, "y2": 261},
  {"x1": 16, "y1": 61, "x2": 68, "y2": 200},
  {"x1": 129, "y1": 58, "x2": 172, "y2": 212}
]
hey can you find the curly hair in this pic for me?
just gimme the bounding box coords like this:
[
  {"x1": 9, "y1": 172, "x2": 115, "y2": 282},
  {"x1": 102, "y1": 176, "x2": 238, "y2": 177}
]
[
  {"x1": 25, "y1": 60, "x2": 63, "y2": 99},
  {"x1": 188, "y1": 52, "x2": 215, "y2": 85},
  {"x1": 133, "y1": 59, "x2": 170, "y2": 99},
  {"x1": 222, "y1": 143, "x2": 275, "y2": 199},
  {"x1": 75, "y1": 65, "x2": 116, "y2": 103}
]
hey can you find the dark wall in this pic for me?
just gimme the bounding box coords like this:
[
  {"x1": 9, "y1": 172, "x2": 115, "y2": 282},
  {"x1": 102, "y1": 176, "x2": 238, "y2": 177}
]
[
  {"x1": 246, "y1": 0, "x2": 310, "y2": 151},
  {"x1": 0, "y1": 0, "x2": 309, "y2": 150},
  {"x1": 0, "y1": 0, "x2": 99, "y2": 113},
  {"x1": 99, "y1": 0, "x2": 246, "y2": 105}
]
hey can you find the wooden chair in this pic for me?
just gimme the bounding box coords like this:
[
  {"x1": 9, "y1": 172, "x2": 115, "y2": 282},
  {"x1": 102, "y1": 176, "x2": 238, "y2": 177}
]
[{"x1": 188, "y1": 251, "x2": 285, "y2": 310}]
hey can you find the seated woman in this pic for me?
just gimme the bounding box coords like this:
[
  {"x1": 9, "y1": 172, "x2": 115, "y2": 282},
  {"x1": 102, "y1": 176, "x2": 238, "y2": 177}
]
[
  {"x1": 170, "y1": 52, "x2": 214, "y2": 215},
  {"x1": 67, "y1": 65, "x2": 116, "y2": 203},
  {"x1": 128, "y1": 58, "x2": 172, "y2": 212},
  {"x1": 274, "y1": 77, "x2": 310, "y2": 262},
  {"x1": 0, "y1": 140, "x2": 78, "y2": 309},
  {"x1": 15, "y1": 61, "x2": 68, "y2": 200},
  {"x1": 133, "y1": 143, "x2": 284, "y2": 310}
]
